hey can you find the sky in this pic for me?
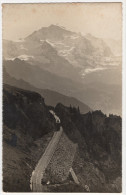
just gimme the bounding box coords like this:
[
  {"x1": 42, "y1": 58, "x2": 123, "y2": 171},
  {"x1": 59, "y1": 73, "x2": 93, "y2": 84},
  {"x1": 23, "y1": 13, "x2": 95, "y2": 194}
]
[{"x1": 2, "y1": 3, "x2": 122, "y2": 41}]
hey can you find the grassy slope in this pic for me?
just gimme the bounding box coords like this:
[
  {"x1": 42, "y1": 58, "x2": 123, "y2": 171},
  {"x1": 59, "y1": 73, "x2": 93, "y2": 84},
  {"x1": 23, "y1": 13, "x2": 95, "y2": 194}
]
[{"x1": 3, "y1": 125, "x2": 54, "y2": 192}]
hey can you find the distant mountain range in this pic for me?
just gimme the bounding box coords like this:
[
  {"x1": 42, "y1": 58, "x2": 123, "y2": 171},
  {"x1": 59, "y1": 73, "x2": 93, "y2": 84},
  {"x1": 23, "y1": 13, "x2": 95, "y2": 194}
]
[
  {"x1": 3, "y1": 66, "x2": 91, "y2": 114},
  {"x1": 3, "y1": 25, "x2": 122, "y2": 115}
]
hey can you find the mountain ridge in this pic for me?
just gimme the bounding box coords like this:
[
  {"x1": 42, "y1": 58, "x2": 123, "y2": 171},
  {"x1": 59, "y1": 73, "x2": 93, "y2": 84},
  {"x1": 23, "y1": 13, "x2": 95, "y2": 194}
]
[
  {"x1": 3, "y1": 24, "x2": 122, "y2": 115},
  {"x1": 3, "y1": 24, "x2": 121, "y2": 80},
  {"x1": 3, "y1": 58, "x2": 122, "y2": 115},
  {"x1": 3, "y1": 66, "x2": 91, "y2": 114}
]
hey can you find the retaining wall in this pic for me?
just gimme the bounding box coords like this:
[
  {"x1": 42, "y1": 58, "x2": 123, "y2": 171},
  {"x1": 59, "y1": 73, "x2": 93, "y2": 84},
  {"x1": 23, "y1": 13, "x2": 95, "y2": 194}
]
[{"x1": 44, "y1": 131, "x2": 77, "y2": 183}]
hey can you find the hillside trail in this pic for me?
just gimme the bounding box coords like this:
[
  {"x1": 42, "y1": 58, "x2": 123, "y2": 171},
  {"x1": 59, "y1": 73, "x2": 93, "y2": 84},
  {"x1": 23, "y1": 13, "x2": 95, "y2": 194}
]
[{"x1": 30, "y1": 110, "x2": 62, "y2": 192}]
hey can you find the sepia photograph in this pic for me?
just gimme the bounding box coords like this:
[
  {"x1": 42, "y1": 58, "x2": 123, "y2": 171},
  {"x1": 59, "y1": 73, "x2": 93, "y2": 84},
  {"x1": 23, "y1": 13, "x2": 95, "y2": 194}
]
[{"x1": 2, "y1": 2, "x2": 123, "y2": 193}]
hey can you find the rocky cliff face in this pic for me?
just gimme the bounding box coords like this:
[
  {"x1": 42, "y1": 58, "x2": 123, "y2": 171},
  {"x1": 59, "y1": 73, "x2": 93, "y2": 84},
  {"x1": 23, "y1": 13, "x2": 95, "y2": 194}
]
[{"x1": 3, "y1": 84, "x2": 57, "y2": 139}]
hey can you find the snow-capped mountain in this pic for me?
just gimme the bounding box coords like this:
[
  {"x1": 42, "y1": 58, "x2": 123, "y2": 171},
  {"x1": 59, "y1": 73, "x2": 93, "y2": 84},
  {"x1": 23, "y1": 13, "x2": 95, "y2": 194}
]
[
  {"x1": 3, "y1": 24, "x2": 121, "y2": 81},
  {"x1": 3, "y1": 25, "x2": 122, "y2": 115}
]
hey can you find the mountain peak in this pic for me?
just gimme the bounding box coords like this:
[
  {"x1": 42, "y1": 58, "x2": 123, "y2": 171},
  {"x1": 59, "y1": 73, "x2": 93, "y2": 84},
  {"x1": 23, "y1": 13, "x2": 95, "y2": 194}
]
[
  {"x1": 26, "y1": 24, "x2": 74, "y2": 42},
  {"x1": 48, "y1": 24, "x2": 62, "y2": 29},
  {"x1": 47, "y1": 24, "x2": 67, "y2": 31},
  {"x1": 43, "y1": 24, "x2": 72, "y2": 34}
]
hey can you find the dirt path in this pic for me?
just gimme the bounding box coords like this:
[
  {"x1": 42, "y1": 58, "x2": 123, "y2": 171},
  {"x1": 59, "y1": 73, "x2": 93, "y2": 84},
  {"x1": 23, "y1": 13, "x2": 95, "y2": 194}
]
[{"x1": 31, "y1": 126, "x2": 63, "y2": 192}]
